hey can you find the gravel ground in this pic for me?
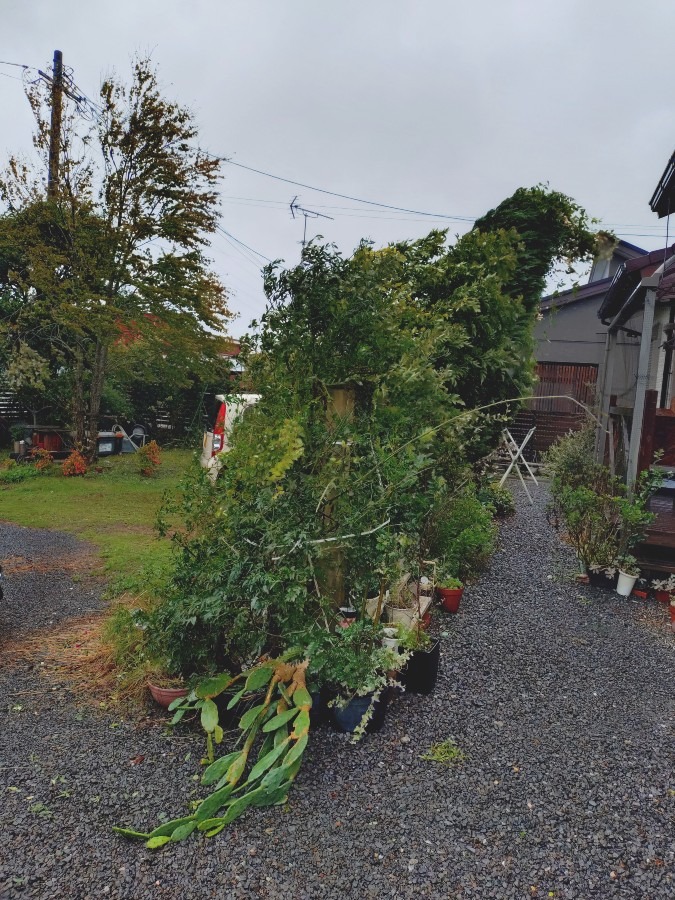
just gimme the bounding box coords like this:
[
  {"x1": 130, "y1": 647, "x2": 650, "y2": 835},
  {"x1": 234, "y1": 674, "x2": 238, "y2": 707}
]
[{"x1": 0, "y1": 484, "x2": 674, "y2": 899}]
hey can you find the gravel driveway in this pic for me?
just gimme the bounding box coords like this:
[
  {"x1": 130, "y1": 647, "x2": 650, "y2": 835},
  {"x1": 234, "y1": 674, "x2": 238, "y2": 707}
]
[{"x1": 1, "y1": 486, "x2": 673, "y2": 899}]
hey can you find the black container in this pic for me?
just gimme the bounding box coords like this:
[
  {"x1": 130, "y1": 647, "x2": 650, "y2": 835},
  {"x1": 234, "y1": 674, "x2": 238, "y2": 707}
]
[
  {"x1": 400, "y1": 640, "x2": 440, "y2": 695},
  {"x1": 328, "y1": 688, "x2": 390, "y2": 734},
  {"x1": 588, "y1": 570, "x2": 618, "y2": 590},
  {"x1": 309, "y1": 689, "x2": 327, "y2": 725},
  {"x1": 215, "y1": 689, "x2": 263, "y2": 729}
]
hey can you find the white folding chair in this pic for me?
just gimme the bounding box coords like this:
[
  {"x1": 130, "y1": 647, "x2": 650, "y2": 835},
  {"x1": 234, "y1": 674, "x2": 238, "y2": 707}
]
[{"x1": 499, "y1": 427, "x2": 538, "y2": 504}]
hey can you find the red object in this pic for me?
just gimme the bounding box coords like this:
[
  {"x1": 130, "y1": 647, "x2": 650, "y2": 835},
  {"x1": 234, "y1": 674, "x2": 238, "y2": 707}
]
[
  {"x1": 211, "y1": 402, "x2": 226, "y2": 456},
  {"x1": 632, "y1": 589, "x2": 648, "y2": 599},
  {"x1": 438, "y1": 587, "x2": 463, "y2": 614},
  {"x1": 147, "y1": 683, "x2": 188, "y2": 708},
  {"x1": 420, "y1": 610, "x2": 432, "y2": 629},
  {"x1": 655, "y1": 590, "x2": 671, "y2": 604}
]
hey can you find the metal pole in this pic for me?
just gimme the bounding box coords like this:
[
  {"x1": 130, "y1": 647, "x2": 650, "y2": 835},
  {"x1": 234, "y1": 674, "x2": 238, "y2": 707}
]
[
  {"x1": 626, "y1": 286, "x2": 657, "y2": 491},
  {"x1": 47, "y1": 50, "x2": 63, "y2": 198},
  {"x1": 594, "y1": 331, "x2": 616, "y2": 462}
]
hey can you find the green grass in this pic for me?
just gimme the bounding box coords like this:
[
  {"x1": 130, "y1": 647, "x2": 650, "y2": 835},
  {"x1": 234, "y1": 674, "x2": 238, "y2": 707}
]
[{"x1": 0, "y1": 449, "x2": 194, "y2": 587}]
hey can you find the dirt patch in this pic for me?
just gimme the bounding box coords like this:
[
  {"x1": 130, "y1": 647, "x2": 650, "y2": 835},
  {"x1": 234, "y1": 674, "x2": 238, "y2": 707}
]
[{"x1": 0, "y1": 550, "x2": 103, "y2": 576}]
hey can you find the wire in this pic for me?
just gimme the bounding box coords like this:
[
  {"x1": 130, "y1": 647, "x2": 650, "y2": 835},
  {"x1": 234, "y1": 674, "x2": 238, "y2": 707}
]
[
  {"x1": 204, "y1": 152, "x2": 476, "y2": 223},
  {"x1": 216, "y1": 225, "x2": 272, "y2": 262}
]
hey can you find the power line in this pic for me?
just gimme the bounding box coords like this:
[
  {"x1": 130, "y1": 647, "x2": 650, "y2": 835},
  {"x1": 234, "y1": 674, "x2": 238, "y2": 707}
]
[
  {"x1": 215, "y1": 225, "x2": 272, "y2": 263},
  {"x1": 204, "y1": 152, "x2": 476, "y2": 223}
]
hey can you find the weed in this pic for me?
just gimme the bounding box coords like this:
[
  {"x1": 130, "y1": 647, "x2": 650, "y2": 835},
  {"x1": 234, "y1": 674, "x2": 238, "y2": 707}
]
[
  {"x1": 421, "y1": 738, "x2": 467, "y2": 765},
  {"x1": 28, "y1": 801, "x2": 53, "y2": 818}
]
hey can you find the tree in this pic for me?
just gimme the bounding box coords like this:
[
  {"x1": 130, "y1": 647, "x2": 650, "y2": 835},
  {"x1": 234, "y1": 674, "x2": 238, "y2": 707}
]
[
  {"x1": 472, "y1": 184, "x2": 599, "y2": 312},
  {"x1": 0, "y1": 58, "x2": 230, "y2": 454}
]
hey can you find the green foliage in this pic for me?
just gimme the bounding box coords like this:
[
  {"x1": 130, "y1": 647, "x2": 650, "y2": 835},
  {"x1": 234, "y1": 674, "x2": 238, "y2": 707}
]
[
  {"x1": 0, "y1": 57, "x2": 230, "y2": 454},
  {"x1": 425, "y1": 486, "x2": 497, "y2": 582},
  {"x1": 396, "y1": 622, "x2": 432, "y2": 651},
  {"x1": 546, "y1": 426, "x2": 658, "y2": 570},
  {"x1": 115, "y1": 658, "x2": 312, "y2": 848},
  {"x1": 421, "y1": 738, "x2": 467, "y2": 765},
  {"x1": 473, "y1": 184, "x2": 600, "y2": 313},
  {"x1": 302, "y1": 621, "x2": 407, "y2": 699},
  {"x1": 146, "y1": 188, "x2": 595, "y2": 677},
  {"x1": 477, "y1": 482, "x2": 515, "y2": 517},
  {"x1": 0, "y1": 460, "x2": 38, "y2": 484}
]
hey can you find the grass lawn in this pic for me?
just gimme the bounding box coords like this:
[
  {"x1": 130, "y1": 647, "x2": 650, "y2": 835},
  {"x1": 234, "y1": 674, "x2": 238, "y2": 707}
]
[{"x1": 0, "y1": 449, "x2": 194, "y2": 588}]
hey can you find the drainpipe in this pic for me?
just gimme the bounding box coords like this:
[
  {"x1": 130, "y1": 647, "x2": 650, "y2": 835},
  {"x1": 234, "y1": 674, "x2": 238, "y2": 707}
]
[
  {"x1": 659, "y1": 304, "x2": 675, "y2": 407},
  {"x1": 594, "y1": 331, "x2": 617, "y2": 462},
  {"x1": 626, "y1": 276, "x2": 659, "y2": 491}
]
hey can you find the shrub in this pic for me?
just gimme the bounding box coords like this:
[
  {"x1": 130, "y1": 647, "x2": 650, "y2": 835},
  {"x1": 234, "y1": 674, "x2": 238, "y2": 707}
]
[
  {"x1": 477, "y1": 482, "x2": 515, "y2": 517},
  {"x1": 137, "y1": 440, "x2": 161, "y2": 477},
  {"x1": 0, "y1": 460, "x2": 38, "y2": 484},
  {"x1": 425, "y1": 487, "x2": 497, "y2": 582},
  {"x1": 30, "y1": 447, "x2": 53, "y2": 472},
  {"x1": 62, "y1": 450, "x2": 88, "y2": 476},
  {"x1": 547, "y1": 426, "x2": 659, "y2": 571}
]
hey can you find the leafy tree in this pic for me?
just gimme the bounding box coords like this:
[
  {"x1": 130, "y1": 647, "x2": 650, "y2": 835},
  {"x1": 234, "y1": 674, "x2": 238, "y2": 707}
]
[
  {"x1": 472, "y1": 184, "x2": 598, "y2": 312},
  {"x1": 0, "y1": 58, "x2": 230, "y2": 454},
  {"x1": 150, "y1": 227, "x2": 542, "y2": 673}
]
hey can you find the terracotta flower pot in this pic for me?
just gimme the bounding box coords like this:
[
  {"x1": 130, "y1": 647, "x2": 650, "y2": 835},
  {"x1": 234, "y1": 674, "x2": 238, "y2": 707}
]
[
  {"x1": 438, "y1": 586, "x2": 463, "y2": 613},
  {"x1": 632, "y1": 589, "x2": 649, "y2": 599},
  {"x1": 147, "y1": 683, "x2": 188, "y2": 708},
  {"x1": 654, "y1": 590, "x2": 671, "y2": 604}
]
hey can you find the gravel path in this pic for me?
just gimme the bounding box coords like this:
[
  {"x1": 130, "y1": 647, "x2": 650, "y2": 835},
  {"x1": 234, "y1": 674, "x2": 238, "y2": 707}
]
[{"x1": 1, "y1": 484, "x2": 673, "y2": 899}]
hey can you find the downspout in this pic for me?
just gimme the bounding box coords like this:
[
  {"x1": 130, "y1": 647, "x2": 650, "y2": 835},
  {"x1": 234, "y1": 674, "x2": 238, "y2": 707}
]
[
  {"x1": 594, "y1": 331, "x2": 617, "y2": 462},
  {"x1": 626, "y1": 275, "x2": 660, "y2": 491},
  {"x1": 659, "y1": 304, "x2": 675, "y2": 407}
]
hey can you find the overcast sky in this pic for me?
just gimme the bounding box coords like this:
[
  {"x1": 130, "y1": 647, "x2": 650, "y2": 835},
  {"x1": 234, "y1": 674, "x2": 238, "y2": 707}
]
[{"x1": 3, "y1": 0, "x2": 675, "y2": 335}]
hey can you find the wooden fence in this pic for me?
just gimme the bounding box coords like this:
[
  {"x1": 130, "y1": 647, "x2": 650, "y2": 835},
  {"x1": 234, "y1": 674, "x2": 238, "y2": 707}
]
[{"x1": 510, "y1": 362, "x2": 598, "y2": 459}]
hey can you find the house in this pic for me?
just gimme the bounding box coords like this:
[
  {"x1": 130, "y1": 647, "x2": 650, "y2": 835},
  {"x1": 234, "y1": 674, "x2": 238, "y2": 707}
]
[
  {"x1": 514, "y1": 241, "x2": 646, "y2": 456},
  {"x1": 592, "y1": 151, "x2": 675, "y2": 568}
]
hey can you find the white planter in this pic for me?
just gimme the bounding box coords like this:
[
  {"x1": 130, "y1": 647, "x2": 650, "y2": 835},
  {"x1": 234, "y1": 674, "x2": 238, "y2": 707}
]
[
  {"x1": 382, "y1": 637, "x2": 399, "y2": 651},
  {"x1": 616, "y1": 570, "x2": 638, "y2": 597},
  {"x1": 385, "y1": 595, "x2": 432, "y2": 627}
]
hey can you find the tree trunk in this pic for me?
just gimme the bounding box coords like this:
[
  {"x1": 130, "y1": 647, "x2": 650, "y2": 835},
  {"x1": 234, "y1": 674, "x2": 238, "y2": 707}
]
[
  {"x1": 72, "y1": 346, "x2": 86, "y2": 447},
  {"x1": 85, "y1": 339, "x2": 108, "y2": 461}
]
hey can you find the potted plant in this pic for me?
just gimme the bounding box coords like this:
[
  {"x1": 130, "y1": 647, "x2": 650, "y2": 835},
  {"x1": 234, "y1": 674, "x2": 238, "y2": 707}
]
[
  {"x1": 10, "y1": 423, "x2": 26, "y2": 456},
  {"x1": 397, "y1": 623, "x2": 440, "y2": 695},
  {"x1": 437, "y1": 572, "x2": 464, "y2": 613},
  {"x1": 147, "y1": 674, "x2": 189, "y2": 708},
  {"x1": 307, "y1": 622, "x2": 409, "y2": 739},
  {"x1": 651, "y1": 574, "x2": 675, "y2": 603},
  {"x1": 615, "y1": 555, "x2": 640, "y2": 597}
]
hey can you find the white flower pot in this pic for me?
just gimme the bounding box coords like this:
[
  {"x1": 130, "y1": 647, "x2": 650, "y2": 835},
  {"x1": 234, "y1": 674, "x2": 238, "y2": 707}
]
[
  {"x1": 385, "y1": 595, "x2": 432, "y2": 627},
  {"x1": 616, "y1": 570, "x2": 638, "y2": 597}
]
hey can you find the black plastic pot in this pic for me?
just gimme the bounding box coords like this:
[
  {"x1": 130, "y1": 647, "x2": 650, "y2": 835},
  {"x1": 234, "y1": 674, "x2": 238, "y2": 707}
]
[
  {"x1": 400, "y1": 640, "x2": 440, "y2": 695},
  {"x1": 328, "y1": 688, "x2": 390, "y2": 734},
  {"x1": 309, "y1": 688, "x2": 327, "y2": 725},
  {"x1": 215, "y1": 689, "x2": 263, "y2": 729},
  {"x1": 588, "y1": 570, "x2": 618, "y2": 590}
]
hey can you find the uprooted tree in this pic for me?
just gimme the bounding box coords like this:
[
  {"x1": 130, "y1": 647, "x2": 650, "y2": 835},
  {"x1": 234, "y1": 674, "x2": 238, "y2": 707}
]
[{"x1": 0, "y1": 57, "x2": 231, "y2": 454}]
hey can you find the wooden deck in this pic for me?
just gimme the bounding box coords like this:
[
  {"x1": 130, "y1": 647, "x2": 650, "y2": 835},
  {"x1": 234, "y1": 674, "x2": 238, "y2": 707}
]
[{"x1": 637, "y1": 491, "x2": 675, "y2": 573}]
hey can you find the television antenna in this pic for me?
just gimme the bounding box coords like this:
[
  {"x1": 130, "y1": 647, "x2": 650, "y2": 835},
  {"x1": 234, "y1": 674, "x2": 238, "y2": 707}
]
[{"x1": 290, "y1": 196, "x2": 333, "y2": 247}]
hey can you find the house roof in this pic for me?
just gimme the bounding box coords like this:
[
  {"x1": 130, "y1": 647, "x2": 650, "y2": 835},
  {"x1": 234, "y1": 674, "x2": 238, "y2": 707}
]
[
  {"x1": 597, "y1": 243, "x2": 675, "y2": 323},
  {"x1": 650, "y1": 151, "x2": 675, "y2": 218},
  {"x1": 541, "y1": 277, "x2": 613, "y2": 312},
  {"x1": 541, "y1": 240, "x2": 646, "y2": 312}
]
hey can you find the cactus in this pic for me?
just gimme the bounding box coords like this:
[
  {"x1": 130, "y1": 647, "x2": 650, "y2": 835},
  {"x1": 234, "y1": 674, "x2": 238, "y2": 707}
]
[{"x1": 113, "y1": 657, "x2": 312, "y2": 849}]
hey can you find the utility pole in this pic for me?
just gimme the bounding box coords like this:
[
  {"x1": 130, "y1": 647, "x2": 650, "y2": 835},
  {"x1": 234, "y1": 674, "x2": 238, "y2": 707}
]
[{"x1": 47, "y1": 49, "x2": 63, "y2": 198}]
